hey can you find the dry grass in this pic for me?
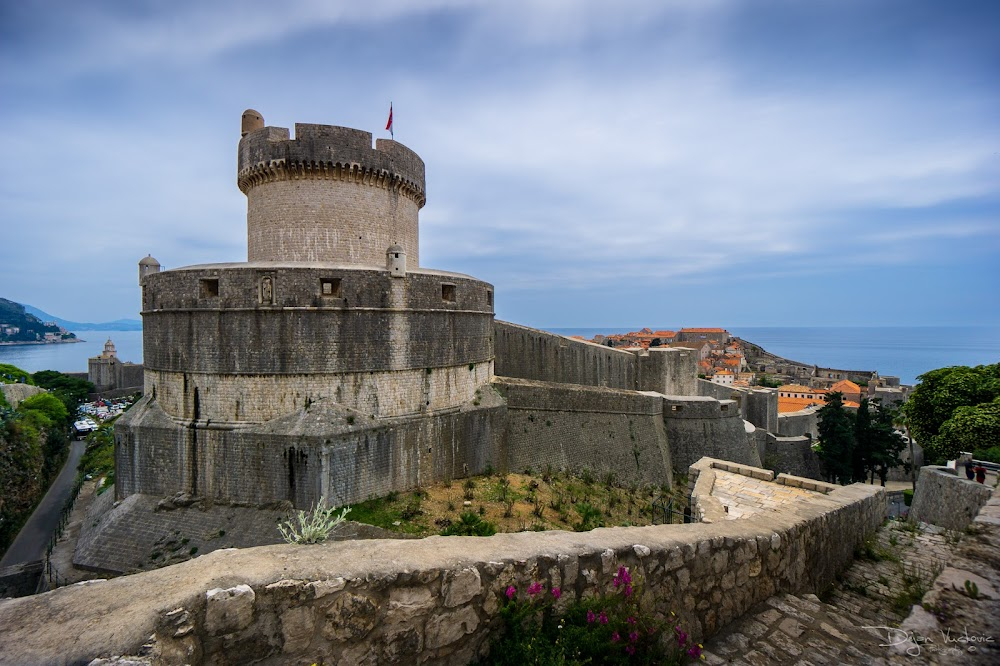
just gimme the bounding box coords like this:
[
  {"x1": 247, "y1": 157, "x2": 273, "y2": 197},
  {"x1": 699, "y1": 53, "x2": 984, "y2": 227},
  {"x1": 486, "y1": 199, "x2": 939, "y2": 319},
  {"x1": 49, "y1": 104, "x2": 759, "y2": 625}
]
[{"x1": 346, "y1": 469, "x2": 687, "y2": 537}]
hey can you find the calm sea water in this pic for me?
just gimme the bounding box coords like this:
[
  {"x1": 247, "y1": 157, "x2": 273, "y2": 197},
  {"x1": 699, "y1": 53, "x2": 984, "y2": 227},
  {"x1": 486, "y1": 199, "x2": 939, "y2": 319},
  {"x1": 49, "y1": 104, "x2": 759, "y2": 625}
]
[
  {"x1": 0, "y1": 329, "x2": 143, "y2": 374},
  {"x1": 546, "y1": 326, "x2": 1000, "y2": 386},
  {"x1": 2, "y1": 326, "x2": 997, "y2": 386}
]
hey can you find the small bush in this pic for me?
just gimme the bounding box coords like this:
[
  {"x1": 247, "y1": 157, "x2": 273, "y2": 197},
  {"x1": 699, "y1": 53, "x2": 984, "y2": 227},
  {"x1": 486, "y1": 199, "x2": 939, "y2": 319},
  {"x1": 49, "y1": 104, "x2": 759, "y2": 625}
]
[
  {"x1": 278, "y1": 497, "x2": 351, "y2": 544},
  {"x1": 902, "y1": 489, "x2": 913, "y2": 506},
  {"x1": 440, "y1": 511, "x2": 497, "y2": 536}
]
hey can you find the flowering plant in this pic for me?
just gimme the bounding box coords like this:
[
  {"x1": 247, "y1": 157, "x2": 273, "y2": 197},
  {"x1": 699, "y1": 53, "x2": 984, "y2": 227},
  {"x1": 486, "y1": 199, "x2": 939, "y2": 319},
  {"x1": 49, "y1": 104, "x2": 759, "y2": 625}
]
[{"x1": 487, "y1": 565, "x2": 702, "y2": 665}]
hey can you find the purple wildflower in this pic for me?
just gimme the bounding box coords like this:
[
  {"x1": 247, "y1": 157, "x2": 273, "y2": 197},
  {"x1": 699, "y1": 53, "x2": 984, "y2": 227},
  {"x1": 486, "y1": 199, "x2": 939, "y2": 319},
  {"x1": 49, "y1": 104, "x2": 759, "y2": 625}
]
[
  {"x1": 625, "y1": 645, "x2": 636, "y2": 656},
  {"x1": 688, "y1": 645, "x2": 703, "y2": 659},
  {"x1": 624, "y1": 584, "x2": 633, "y2": 597},
  {"x1": 527, "y1": 581, "x2": 543, "y2": 596},
  {"x1": 505, "y1": 585, "x2": 516, "y2": 600},
  {"x1": 676, "y1": 628, "x2": 688, "y2": 646},
  {"x1": 629, "y1": 631, "x2": 639, "y2": 643},
  {"x1": 627, "y1": 616, "x2": 637, "y2": 625},
  {"x1": 551, "y1": 587, "x2": 562, "y2": 600},
  {"x1": 599, "y1": 610, "x2": 609, "y2": 624},
  {"x1": 611, "y1": 631, "x2": 620, "y2": 643},
  {"x1": 587, "y1": 610, "x2": 596, "y2": 624}
]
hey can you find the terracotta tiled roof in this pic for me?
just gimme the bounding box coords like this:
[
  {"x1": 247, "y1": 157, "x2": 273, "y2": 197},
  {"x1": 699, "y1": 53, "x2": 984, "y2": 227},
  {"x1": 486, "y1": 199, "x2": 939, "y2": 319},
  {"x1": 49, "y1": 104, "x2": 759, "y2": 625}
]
[
  {"x1": 680, "y1": 328, "x2": 729, "y2": 333},
  {"x1": 830, "y1": 380, "x2": 862, "y2": 394},
  {"x1": 778, "y1": 397, "x2": 824, "y2": 413},
  {"x1": 778, "y1": 384, "x2": 814, "y2": 393}
]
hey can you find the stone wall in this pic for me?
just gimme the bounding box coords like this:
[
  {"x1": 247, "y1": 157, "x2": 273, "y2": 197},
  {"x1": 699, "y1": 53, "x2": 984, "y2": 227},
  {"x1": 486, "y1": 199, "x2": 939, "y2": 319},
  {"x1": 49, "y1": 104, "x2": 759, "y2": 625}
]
[
  {"x1": 0, "y1": 459, "x2": 886, "y2": 666},
  {"x1": 663, "y1": 396, "x2": 761, "y2": 470},
  {"x1": 494, "y1": 321, "x2": 637, "y2": 389},
  {"x1": 764, "y1": 434, "x2": 823, "y2": 480},
  {"x1": 0, "y1": 383, "x2": 45, "y2": 409},
  {"x1": 0, "y1": 561, "x2": 41, "y2": 599},
  {"x1": 777, "y1": 406, "x2": 820, "y2": 438},
  {"x1": 909, "y1": 466, "x2": 994, "y2": 531},
  {"x1": 115, "y1": 389, "x2": 506, "y2": 509},
  {"x1": 494, "y1": 377, "x2": 672, "y2": 487},
  {"x1": 696, "y1": 381, "x2": 778, "y2": 434}
]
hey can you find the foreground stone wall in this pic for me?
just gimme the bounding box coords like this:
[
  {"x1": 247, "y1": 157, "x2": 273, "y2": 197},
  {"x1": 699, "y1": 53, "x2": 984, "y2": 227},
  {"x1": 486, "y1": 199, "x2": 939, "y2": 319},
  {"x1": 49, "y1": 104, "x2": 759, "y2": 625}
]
[
  {"x1": 0, "y1": 459, "x2": 885, "y2": 666},
  {"x1": 494, "y1": 377, "x2": 672, "y2": 486},
  {"x1": 910, "y1": 465, "x2": 993, "y2": 531}
]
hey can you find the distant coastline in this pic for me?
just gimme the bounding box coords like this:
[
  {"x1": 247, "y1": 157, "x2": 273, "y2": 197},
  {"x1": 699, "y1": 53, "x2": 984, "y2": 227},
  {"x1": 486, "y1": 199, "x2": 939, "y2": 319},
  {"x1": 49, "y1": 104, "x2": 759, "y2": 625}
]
[{"x1": 0, "y1": 338, "x2": 84, "y2": 347}]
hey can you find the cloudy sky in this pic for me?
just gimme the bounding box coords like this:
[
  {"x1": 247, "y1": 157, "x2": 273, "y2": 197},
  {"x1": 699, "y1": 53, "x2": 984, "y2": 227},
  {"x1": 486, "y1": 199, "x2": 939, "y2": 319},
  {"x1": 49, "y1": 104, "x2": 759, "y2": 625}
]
[{"x1": 1, "y1": 0, "x2": 997, "y2": 328}]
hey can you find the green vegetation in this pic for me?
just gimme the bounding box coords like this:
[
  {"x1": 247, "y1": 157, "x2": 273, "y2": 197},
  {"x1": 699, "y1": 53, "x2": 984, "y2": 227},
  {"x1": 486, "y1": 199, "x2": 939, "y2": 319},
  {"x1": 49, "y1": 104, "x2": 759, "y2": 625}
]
[
  {"x1": 487, "y1": 566, "x2": 702, "y2": 665},
  {"x1": 31, "y1": 370, "x2": 94, "y2": 416},
  {"x1": 79, "y1": 424, "x2": 115, "y2": 492},
  {"x1": 277, "y1": 498, "x2": 351, "y2": 544},
  {"x1": 0, "y1": 298, "x2": 76, "y2": 344},
  {"x1": 440, "y1": 511, "x2": 497, "y2": 536},
  {"x1": 815, "y1": 393, "x2": 906, "y2": 485},
  {"x1": 0, "y1": 363, "x2": 77, "y2": 555},
  {"x1": 755, "y1": 374, "x2": 783, "y2": 388},
  {"x1": 340, "y1": 469, "x2": 686, "y2": 538},
  {"x1": 904, "y1": 363, "x2": 1000, "y2": 464},
  {"x1": 902, "y1": 489, "x2": 913, "y2": 506},
  {"x1": 0, "y1": 363, "x2": 34, "y2": 385}
]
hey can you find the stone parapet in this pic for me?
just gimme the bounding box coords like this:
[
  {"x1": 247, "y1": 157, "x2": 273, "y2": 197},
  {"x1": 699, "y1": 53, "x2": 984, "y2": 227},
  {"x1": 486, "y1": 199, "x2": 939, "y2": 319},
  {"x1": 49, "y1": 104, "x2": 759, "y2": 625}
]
[
  {"x1": 910, "y1": 465, "x2": 994, "y2": 531},
  {"x1": 0, "y1": 458, "x2": 887, "y2": 665}
]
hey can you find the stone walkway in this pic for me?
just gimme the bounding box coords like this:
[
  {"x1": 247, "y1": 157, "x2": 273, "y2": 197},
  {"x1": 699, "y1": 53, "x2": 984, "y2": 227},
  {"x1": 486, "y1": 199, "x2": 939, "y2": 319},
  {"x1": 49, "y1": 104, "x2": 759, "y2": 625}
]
[
  {"x1": 711, "y1": 470, "x2": 822, "y2": 518},
  {"x1": 702, "y1": 518, "x2": 971, "y2": 665}
]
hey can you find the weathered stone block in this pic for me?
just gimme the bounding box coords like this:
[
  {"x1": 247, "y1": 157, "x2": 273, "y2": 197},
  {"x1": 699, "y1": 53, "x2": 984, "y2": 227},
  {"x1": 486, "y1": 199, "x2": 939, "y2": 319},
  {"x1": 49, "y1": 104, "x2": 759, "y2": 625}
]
[{"x1": 205, "y1": 584, "x2": 255, "y2": 636}]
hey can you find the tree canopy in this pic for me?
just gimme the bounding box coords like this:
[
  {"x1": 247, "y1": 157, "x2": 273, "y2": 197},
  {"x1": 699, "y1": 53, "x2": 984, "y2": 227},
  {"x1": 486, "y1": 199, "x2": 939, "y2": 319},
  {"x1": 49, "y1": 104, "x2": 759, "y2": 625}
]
[
  {"x1": 904, "y1": 363, "x2": 1000, "y2": 463},
  {"x1": 816, "y1": 392, "x2": 855, "y2": 484},
  {"x1": 0, "y1": 363, "x2": 33, "y2": 385}
]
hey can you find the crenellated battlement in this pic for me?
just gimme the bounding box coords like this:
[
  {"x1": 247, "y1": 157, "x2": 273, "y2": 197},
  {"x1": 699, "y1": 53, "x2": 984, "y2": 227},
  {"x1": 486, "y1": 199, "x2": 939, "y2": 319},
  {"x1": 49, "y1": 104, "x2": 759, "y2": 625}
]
[
  {"x1": 237, "y1": 123, "x2": 425, "y2": 206},
  {"x1": 236, "y1": 111, "x2": 424, "y2": 265}
]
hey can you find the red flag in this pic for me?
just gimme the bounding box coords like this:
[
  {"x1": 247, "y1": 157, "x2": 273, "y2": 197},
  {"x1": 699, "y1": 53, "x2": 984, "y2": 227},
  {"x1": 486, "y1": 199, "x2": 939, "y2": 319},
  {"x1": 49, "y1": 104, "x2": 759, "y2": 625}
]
[{"x1": 385, "y1": 103, "x2": 393, "y2": 138}]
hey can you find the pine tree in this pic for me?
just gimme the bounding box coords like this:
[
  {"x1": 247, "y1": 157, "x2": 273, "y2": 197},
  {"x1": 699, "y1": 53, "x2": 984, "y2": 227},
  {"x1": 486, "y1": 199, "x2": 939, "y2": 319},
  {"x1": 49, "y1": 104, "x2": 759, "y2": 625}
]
[{"x1": 817, "y1": 392, "x2": 855, "y2": 484}]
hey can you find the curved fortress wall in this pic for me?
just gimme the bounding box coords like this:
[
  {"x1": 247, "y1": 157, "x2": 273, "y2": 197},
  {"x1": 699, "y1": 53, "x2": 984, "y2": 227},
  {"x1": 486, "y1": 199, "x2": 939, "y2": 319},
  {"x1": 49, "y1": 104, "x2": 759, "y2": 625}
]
[{"x1": 239, "y1": 124, "x2": 425, "y2": 266}]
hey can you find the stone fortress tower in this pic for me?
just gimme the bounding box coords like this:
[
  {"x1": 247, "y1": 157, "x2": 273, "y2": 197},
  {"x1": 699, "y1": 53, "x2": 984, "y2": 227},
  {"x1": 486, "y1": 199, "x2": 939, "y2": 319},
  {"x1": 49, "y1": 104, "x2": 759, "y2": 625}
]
[{"x1": 116, "y1": 111, "x2": 502, "y2": 509}]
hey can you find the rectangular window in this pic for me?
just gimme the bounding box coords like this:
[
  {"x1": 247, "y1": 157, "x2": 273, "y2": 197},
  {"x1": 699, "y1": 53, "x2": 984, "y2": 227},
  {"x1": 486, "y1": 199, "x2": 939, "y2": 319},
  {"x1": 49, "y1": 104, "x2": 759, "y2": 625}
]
[
  {"x1": 442, "y1": 283, "x2": 456, "y2": 303},
  {"x1": 199, "y1": 278, "x2": 219, "y2": 298},
  {"x1": 321, "y1": 278, "x2": 342, "y2": 298},
  {"x1": 486, "y1": 289, "x2": 493, "y2": 308}
]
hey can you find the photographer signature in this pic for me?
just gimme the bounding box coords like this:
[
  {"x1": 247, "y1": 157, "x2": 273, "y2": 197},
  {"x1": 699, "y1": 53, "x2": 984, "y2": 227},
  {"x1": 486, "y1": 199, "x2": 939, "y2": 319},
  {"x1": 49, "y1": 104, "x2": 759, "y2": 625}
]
[{"x1": 864, "y1": 626, "x2": 995, "y2": 657}]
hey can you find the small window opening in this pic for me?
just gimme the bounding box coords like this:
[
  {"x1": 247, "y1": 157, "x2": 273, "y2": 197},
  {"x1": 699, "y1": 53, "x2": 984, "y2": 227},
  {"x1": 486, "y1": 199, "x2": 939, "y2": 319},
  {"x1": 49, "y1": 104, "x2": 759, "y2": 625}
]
[
  {"x1": 486, "y1": 289, "x2": 493, "y2": 307},
  {"x1": 671, "y1": 405, "x2": 683, "y2": 412},
  {"x1": 200, "y1": 278, "x2": 219, "y2": 298},
  {"x1": 442, "y1": 283, "x2": 456, "y2": 303},
  {"x1": 321, "y1": 278, "x2": 342, "y2": 298}
]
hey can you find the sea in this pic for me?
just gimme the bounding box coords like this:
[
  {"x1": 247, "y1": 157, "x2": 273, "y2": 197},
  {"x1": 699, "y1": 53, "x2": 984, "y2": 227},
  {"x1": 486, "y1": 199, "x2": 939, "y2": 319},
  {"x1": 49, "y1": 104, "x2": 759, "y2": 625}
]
[
  {"x1": 547, "y1": 326, "x2": 1000, "y2": 386},
  {"x1": 1, "y1": 326, "x2": 997, "y2": 387}
]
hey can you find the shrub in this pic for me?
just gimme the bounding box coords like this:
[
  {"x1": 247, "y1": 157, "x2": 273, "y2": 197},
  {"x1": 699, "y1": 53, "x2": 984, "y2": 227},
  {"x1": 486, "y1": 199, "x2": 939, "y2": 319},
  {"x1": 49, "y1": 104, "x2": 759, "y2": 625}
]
[
  {"x1": 902, "y1": 489, "x2": 913, "y2": 506},
  {"x1": 440, "y1": 510, "x2": 497, "y2": 536},
  {"x1": 277, "y1": 497, "x2": 351, "y2": 544},
  {"x1": 486, "y1": 566, "x2": 701, "y2": 665}
]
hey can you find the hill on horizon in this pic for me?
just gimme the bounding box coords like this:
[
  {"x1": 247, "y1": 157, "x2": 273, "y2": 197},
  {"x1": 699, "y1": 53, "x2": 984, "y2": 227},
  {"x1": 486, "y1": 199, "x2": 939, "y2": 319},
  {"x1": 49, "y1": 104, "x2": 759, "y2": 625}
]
[{"x1": 20, "y1": 302, "x2": 142, "y2": 332}]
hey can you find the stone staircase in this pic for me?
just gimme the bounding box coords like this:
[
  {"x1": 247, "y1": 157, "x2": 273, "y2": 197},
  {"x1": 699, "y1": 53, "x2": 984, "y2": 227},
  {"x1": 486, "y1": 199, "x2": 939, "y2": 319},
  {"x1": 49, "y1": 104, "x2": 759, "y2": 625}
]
[{"x1": 703, "y1": 519, "x2": 974, "y2": 665}]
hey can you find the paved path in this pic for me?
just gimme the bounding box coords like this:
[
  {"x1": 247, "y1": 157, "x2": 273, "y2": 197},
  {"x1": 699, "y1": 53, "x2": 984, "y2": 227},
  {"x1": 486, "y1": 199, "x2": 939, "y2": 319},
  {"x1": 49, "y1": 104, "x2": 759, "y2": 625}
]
[
  {"x1": 0, "y1": 438, "x2": 86, "y2": 568},
  {"x1": 702, "y1": 519, "x2": 964, "y2": 665}
]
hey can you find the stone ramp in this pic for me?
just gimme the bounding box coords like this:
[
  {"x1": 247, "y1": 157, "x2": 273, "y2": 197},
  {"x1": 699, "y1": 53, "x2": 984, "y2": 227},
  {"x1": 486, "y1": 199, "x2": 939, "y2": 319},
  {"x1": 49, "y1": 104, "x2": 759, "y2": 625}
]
[
  {"x1": 73, "y1": 488, "x2": 411, "y2": 574},
  {"x1": 704, "y1": 592, "x2": 899, "y2": 665},
  {"x1": 704, "y1": 513, "x2": 998, "y2": 665}
]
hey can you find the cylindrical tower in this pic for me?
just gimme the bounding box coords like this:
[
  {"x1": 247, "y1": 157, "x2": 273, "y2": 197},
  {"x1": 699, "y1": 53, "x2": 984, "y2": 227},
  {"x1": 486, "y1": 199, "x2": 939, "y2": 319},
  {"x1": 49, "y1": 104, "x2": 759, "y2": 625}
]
[{"x1": 237, "y1": 114, "x2": 426, "y2": 266}]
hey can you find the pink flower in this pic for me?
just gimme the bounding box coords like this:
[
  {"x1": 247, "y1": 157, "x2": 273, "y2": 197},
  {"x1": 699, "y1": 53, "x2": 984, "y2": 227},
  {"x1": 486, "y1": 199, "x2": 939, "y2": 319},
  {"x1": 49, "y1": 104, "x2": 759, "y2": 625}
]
[
  {"x1": 505, "y1": 586, "x2": 516, "y2": 600},
  {"x1": 611, "y1": 631, "x2": 620, "y2": 643},
  {"x1": 688, "y1": 645, "x2": 702, "y2": 659},
  {"x1": 627, "y1": 616, "x2": 636, "y2": 625},
  {"x1": 625, "y1": 645, "x2": 636, "y2": 655},
  {"x1": 527, "y1": 581, "x2": 544, "y2": 596},
  {"x1": 587, "y1": 610, "x2": 596, "y2": 624},
  {"x1": 613, "y1": 565, "x2": 632, "y2": 589},
  {"x1": 551, "y1": 587, "x2": 562, "y2": 600},
  {"x1": 676, "y1": 628, "x2": 688, "y2": 646},
  {"x1": 599, "y1": 611, "x2": 609, "y2": 624},
  {"x1": 624, "y1": 584, "x2": 633, "y2": 597},
  {"x1": 629, "y1": 631, "x2": 639, "y2": 643}
]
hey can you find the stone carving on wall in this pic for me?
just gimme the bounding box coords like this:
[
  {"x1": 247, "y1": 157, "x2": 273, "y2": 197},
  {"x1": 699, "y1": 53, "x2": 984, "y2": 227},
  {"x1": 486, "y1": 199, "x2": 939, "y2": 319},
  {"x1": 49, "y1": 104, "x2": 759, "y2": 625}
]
[{"x1": 260, "y1": 276, "x2": 274, "y2": 304}]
